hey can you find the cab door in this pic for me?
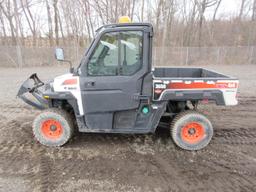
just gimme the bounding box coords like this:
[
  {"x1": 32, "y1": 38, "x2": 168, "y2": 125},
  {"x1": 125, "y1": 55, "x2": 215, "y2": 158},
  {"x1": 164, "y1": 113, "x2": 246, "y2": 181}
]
[{"x1": 79, "y1": 28, "x2": 151, "y2": 131}]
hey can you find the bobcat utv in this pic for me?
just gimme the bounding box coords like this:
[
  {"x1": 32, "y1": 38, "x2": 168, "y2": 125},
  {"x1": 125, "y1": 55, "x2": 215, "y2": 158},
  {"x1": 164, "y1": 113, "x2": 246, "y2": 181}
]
[{"x1": 17, "y1": 18, "x2": 239, "y2": 150}]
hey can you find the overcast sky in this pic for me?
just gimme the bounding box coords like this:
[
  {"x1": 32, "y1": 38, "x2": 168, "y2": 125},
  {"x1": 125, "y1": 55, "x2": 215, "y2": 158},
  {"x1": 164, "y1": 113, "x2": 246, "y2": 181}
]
[
  {"x1": 212, "y1": 0, "x2": 239, "y2": 16},
  {"x1": 205, "y1": 0, "x2": 251, "y2": 18}
]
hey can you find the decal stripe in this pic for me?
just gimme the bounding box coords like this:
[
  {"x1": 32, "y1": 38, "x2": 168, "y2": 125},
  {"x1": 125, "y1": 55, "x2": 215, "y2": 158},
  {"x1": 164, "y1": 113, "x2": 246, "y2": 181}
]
[
  {"x1": 62, "y1": 79, "x2": 77, "y2": 85},
  {"x1": 167, "y1": 82, "x2": 238, "y2": 89}
]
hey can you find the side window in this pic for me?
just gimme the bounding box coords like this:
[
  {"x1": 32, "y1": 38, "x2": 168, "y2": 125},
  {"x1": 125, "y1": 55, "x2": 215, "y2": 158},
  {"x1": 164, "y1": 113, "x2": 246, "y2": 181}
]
[
  {"x1": 88, "y1": 32, "x2": 118, "y2": 76},
  {"x1": 87, "y1": 30, "x2": 143, "y2": 76},
  {"x1": 120, "y1": 31, "x2": 143, "y2": 75}
]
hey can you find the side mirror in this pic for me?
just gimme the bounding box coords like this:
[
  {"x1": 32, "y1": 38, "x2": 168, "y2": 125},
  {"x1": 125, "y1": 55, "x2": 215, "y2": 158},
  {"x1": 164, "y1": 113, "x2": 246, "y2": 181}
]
[
  {"x1": 70, "y1": 67, "x2": 74, "y2": 73},
  {"x1": 55, "y1": 48, "x2": 64, "y2": 61},
  {"x1": 54, "y1": 48, "x2": 74, "y2": 73}
]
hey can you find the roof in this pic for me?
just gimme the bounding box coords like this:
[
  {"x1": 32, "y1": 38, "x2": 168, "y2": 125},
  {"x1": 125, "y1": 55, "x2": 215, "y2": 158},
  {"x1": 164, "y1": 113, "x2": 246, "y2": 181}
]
[{"x1": 96, "y1": 23, "x2": 154, "y2": 33}]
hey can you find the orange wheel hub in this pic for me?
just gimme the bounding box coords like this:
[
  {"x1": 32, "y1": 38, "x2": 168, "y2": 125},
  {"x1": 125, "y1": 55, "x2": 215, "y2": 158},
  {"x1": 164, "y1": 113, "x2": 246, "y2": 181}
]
[
  {"x1": 181, "y1": 122, "x2": 205, "y2": 144},
  {"x1": 41, "y1": 119, "x2": 63, "y2": 139}
]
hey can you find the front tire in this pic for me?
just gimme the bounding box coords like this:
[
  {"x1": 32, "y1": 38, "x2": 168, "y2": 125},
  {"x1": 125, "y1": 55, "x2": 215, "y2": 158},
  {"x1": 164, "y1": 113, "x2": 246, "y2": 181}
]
[
  {"x1": 171, "y1": 110, "x2": 213, "y2": 151},
  {"x1": 32, "y1": 108, "x2": 74, "y2": 147}
]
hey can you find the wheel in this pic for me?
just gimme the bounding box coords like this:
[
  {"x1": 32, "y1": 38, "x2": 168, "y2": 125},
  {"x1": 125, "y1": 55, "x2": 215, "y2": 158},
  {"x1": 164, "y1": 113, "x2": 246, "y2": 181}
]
[
  {"x1": 32, "y1": 108, "x2": 74, "y2": 147},
  {"x1": 171, "y1": 110, "x2": 213, "y2": 151}
]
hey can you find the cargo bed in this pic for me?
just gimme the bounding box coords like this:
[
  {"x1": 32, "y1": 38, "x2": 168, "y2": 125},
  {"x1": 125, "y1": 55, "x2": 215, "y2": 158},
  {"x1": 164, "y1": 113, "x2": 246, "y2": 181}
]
[
  {"x1": 153, "y1": 67, "x2": 239, "y2": 106},
  {"x1": 153, "y1": 67, "x2": 231, "y2": 79}
]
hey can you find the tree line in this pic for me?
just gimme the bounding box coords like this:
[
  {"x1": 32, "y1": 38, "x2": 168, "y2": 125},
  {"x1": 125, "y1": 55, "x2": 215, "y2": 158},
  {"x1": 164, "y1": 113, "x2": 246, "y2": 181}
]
[{"x1": 0, "y1": 0, "x2": 256, "y2": 47}]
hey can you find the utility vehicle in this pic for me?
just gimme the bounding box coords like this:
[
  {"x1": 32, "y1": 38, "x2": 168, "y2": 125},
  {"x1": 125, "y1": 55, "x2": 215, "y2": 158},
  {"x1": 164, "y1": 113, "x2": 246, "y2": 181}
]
[{"x1": 18, "y1": 18, "x2": 239, "y2": 150}]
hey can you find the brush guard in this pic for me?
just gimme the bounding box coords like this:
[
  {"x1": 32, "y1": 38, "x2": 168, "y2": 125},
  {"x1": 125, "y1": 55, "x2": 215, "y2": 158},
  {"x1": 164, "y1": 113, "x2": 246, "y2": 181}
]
[{"x1": 17, "y1": 73, "x2": 48, "y2": 110}]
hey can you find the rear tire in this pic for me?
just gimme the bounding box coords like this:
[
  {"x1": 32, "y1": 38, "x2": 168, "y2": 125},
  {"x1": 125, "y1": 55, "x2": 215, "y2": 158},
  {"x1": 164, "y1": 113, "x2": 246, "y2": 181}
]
[
  {"x1": 32, "y1": 108, "x2": 74, "y2": 147},
  {"x1": 171, "y1": 110, "x2": 213, "y2": 151}
]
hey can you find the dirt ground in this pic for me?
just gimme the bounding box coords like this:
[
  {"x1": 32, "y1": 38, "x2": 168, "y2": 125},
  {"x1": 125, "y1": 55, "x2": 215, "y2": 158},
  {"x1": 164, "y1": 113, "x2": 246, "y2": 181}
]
[{"x1": 0, "y1": 65, "x2": 256, "y2": 192}]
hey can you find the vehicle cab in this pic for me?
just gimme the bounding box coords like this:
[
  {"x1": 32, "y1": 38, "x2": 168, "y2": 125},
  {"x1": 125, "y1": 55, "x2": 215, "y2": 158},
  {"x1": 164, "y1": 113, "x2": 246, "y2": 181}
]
[{"x1": 74, "y1": 23, "x2": 161, "y2": 132}]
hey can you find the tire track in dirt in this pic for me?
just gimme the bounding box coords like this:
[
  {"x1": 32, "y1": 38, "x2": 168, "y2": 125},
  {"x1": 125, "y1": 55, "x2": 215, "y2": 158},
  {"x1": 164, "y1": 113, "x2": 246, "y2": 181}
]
[
  {"x1": 147, "y1": 148, "x2": 256, "y2": 192},
  {"x1": 239, "y1": 96, "x2": 256, "y2": 104},
  {"x1": 0, "y1": 112, "x2": 56, "y2": 192},
  {"x1": 197, "y1": 147, "x2": 256, "y2": 191},
  {"x1": 213, "y1": 128, "x2": 256, "y2": 145},
  {"x1": 0, "y1": 103, "x2": 38, "y2": 123},
  {"x1": 0, "y1": 118, "x2": 34, "y2": 146},
  {"x1": 148, "y1": 155, "x2": 186, "y2": 191},
  {"x1": 38, "y1": 149, "x2": 58, "y2": 192}
]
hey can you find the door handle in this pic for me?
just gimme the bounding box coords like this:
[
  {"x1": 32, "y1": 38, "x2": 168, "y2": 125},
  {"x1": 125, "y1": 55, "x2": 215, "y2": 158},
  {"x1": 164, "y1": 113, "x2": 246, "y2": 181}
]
[
  {"x1": 85, "y1": 81, "x2": 95, "y2": 87},
  {"x1": 133, "y1": 93, "x2": 151, "y2": 103}
]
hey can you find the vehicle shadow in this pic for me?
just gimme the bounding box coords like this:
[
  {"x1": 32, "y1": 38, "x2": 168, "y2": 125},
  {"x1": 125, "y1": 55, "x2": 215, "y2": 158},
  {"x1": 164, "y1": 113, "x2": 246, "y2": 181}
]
[{"x1": 67, "y1": 124, "x2": 172, "y2": 148}]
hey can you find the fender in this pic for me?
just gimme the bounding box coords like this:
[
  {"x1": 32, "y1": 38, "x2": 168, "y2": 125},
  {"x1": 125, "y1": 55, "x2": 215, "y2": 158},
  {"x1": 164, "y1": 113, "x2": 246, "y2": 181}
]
[{"x1": 17, "y1": 73, "x2": 83, "y2": 116}]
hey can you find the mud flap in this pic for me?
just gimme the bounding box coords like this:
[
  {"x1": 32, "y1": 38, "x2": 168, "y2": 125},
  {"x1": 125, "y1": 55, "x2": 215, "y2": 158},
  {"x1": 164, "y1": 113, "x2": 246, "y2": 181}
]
[{"x1": 17, "y1": 73, "x2": 48, "y2": 110}]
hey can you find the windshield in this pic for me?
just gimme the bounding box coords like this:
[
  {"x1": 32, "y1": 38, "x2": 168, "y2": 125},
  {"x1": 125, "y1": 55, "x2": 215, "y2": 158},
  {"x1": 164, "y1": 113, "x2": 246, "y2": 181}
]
[{"x1": 77, "y1": 26, "x2": 107, "y2": 72}]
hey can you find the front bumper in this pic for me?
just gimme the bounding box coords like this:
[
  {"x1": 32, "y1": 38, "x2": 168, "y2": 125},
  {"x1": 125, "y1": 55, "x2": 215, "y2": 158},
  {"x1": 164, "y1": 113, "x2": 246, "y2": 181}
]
[{"x1": 17, "y1": 73, "x2": 49, "y2": 109}]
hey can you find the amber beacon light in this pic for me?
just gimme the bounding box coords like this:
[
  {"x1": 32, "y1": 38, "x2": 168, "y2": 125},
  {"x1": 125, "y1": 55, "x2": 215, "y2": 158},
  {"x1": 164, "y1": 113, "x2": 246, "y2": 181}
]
[{"x1": 118, "y1": 16, "x2": 132, "y2": 23}]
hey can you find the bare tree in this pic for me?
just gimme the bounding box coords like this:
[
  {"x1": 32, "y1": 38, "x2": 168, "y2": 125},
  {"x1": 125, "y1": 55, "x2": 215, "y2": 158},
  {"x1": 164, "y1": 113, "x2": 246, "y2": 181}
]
[
  {"x1": 53, "y1": 0, "x2": 59, "y2": 46},
  {"x1": 13, "y1": 0, "x2": 23, "y2": 67},
  {"x1": 239, "y1": 0, "x2": 246, "y2": 20},
  {"x1": 0, "y1": 8, "x2": 7, "y2": 44},
  {"x1": 0, "y1": 0, "x2": 16, "y2": 45},
  {"x1": 252, "y1": 0, "x2": 256, "y2": 21},
  {"x1": 195, "y1": 0, "x2": 217, "y2": 46},
  {"x1": 79, "y1": 0, "x2": 93, "y2": 41},
  {"x1": 130, "y1": 0, "x2": 136, "y2": 20},
  {"x1": 20, "y1": 0, "x2": 38, "y2": 46},
  {"x1": 161, "y1": 0, "x2": 176, "y2": 47},
  {"x1": 212, "y1": 0, "x2": 222, "y2": 21},
  {"x1": 154, "y1": 0, "x2": 163, "y2": 44},
  {"x1": 57, "y1": 7, "x2": 65, "y2": 45},
  {"x1": 45, "y1": 0, "x2": 53, "y2": 46},
  {"x1": 141, "y1": 0, "x2": 145, "y2": 21},
  {"x1": 182, "y1": 0, "x2": 197, "y2": 46},
  {"x1": 0, "y1": 0, "x2": 256, "y2": 48}
]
